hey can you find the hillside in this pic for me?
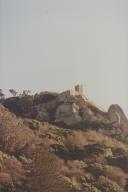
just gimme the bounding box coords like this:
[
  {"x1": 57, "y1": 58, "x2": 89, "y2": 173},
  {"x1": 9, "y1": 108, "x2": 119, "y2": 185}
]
[{"x1": 0, "y1": 86, "x2": 128, "y2": 192}]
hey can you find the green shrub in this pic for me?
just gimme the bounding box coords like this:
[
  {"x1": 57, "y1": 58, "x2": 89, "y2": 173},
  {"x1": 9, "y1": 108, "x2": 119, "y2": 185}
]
[
  {"x1": 96, "y1": 176, "x2": 124, "y2": 192},
  {"x1": 27, "y1": 148, "x2": 70, "y2": 192}
]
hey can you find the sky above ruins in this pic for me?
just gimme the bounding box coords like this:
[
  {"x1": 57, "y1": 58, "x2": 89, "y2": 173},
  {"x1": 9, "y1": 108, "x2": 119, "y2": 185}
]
[{"x1": 0, "y1": 0, "x2": 128, "y2": 115}]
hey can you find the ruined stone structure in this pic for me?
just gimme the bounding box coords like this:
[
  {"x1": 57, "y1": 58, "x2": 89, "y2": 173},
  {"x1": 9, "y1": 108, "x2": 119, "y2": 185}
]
[
  {"x1": 66, "y1": 84, "x2": 84, "y2": 96},
  {"x1": 20, "y1": 90, "x2": 33, "y2": 97},
  {"x1": 56, "y1": 85, "x2": 84, "y2": 103}
]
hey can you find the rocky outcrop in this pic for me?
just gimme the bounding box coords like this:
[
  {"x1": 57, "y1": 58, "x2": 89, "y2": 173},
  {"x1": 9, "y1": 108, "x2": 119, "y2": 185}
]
[
  {"x1": 55, "y1": 103, "x2": 82, "y2": 126},
  {"x1": 106, "y1": 104, "x2": 128, "y2": 141},
  {"x1": 3, "y1": 91, "x2": 109, "y2": 127},
  {"x1": 3, "y1": 92, "x2": 58, "y2": 118},
  {"x1": 3, "y1": 96, "x2": 34, "y2": 116},
  {"x1": 2, "y1": 88, "x2": 128, "y2": 143},
  {"x1": 108, "y1": 104, "x2": 128, "y2": 132}
]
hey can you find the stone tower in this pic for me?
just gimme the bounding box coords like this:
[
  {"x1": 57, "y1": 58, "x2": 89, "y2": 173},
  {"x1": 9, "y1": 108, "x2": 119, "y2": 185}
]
[{"x1": 74, "y1": 84, "x2": 84, "y2": 96}]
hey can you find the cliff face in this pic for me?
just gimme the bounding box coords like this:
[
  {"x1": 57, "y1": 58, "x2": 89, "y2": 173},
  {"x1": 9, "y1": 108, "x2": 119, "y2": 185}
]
[
  {"x1": 3, "y1": 90, "x2": 128, "y2": 143},
  {"x1": 0, "y1": 89, "x2": 128, "y2": 192},
  {"x1": 3, "y1": 92, "x2": 108, "y2": 124},
  {"x1": 108, "y1": 104, "x2": 128, "y2": 132}
]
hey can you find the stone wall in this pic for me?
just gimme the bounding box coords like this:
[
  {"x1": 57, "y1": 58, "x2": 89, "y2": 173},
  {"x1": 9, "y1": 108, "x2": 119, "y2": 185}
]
[{"x1": 63, "y1": 85, "x2": 84, "y2": 97}]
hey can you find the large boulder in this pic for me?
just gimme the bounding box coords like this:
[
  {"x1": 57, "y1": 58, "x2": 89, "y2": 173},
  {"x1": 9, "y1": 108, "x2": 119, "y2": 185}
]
[
  {"x1": 105, "y1": 104, "x2": 128, "y2": 143},
  {"x1": 108, "y1": 104, "x2": 128, "y2": 134},
  {"x1": 55, "y1": 103, "x2": 82, "y2": 126}
]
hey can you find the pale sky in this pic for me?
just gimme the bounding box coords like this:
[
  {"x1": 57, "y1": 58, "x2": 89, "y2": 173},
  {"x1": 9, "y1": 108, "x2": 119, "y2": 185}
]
[{"x1": 0, "y1": 0, "x2": 128, "y2": 115}]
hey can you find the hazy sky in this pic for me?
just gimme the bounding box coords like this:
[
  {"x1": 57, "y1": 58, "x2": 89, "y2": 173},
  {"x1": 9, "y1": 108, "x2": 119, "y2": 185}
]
[{"x1": 0, "y1": 0, "x2": 128, "y2": 115}]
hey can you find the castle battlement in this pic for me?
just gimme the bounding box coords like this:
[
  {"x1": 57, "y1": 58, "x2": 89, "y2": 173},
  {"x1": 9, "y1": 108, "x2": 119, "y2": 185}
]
[{"x1": 68, "y1": 84, "x2": 84, "y2": 96}]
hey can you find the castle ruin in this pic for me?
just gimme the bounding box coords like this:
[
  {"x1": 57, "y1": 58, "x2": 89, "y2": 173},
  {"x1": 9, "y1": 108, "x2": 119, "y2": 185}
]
[{"x1": 68, "y1": 84, "x2": 84, "y2": 96}]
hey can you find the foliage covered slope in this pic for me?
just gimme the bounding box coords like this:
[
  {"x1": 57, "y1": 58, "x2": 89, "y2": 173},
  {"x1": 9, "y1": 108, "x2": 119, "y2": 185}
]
[{"x1": 0, "y1": 91, "x2": 128, "y2": 192}]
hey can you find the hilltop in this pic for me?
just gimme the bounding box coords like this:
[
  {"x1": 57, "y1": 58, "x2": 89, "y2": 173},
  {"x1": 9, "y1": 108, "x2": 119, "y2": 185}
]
[{"x1": 0, "y1": 85, "x2": 128, "y2": 192}]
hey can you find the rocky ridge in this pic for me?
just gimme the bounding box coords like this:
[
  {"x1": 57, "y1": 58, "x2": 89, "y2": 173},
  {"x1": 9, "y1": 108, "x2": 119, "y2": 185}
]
[
  {"x1": 0, "y1": 85, "x2": 128, "y2": 191},
  {"x1": 3, "y1": 87, "x2": 128, "y2": 143}
]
